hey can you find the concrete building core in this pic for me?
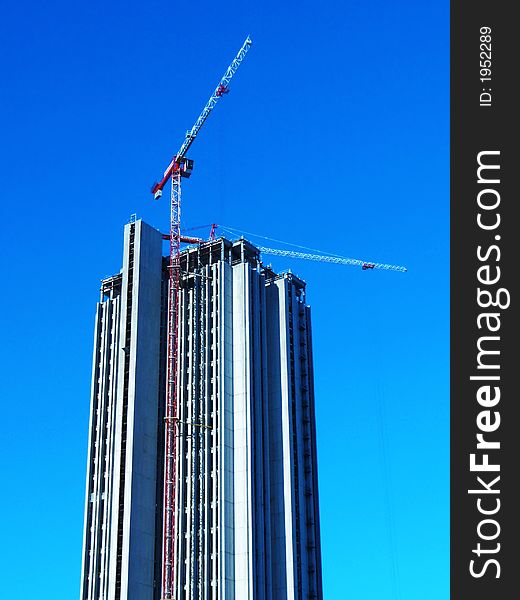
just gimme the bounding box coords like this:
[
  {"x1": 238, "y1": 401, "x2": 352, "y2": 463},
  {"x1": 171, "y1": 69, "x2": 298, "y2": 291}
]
[{"x1": 81, "y1": 219, "x2": 323, "y2": 600}]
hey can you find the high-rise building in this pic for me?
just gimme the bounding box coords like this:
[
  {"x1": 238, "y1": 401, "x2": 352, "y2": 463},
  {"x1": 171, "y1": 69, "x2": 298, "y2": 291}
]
[{"x1": 80, "y1": 218, "x2": 323, "y2": 600}]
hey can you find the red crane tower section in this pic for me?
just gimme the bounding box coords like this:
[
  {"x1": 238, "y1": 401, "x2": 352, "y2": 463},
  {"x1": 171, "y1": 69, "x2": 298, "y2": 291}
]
[{"x1": 151, "y1": 37, "x2": 252, "y2": 600}]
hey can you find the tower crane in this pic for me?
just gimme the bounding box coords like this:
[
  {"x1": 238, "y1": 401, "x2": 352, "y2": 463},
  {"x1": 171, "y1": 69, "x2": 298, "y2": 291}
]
[
  {"x1": 152, "y1": 37, "x2": 252, "y2": 600},
  {"x1": 179, "y1": 225, "x2": 408, "y2": 273}
]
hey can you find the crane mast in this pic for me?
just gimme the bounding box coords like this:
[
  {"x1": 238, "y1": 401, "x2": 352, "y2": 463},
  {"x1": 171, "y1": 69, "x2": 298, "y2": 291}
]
[{"x1": 157, "y1": 37, "x2": 252, "y2": 600}]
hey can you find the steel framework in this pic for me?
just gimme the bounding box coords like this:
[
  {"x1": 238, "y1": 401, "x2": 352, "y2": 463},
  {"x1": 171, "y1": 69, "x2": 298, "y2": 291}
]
[
  {"x1": 163, "y1": 170, "x2": 181, "y2": 599},
  {"x1": 258, "y1": 246, "x2": 408, "y2": 272}
]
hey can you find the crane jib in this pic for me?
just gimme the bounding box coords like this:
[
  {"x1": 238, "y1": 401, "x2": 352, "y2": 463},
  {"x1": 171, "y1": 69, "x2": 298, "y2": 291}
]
[
  {"x1": 151, "y1": 36, "x2": 252, "y2": 197},
  {"x1": 258, "y1": 246, "x2": 407, "y2": 273}
]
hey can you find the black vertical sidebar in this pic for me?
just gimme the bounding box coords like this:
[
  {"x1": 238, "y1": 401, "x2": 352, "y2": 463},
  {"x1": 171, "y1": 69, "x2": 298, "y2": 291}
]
[{"x1": 451, "y1": 3, "x2": 519, "y2": 599}]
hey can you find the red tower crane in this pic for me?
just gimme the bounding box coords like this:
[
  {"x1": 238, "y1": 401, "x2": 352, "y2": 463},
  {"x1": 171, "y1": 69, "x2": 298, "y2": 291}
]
[{"x1": 152, "y1": 37, "x2": 252, "y2": 600}]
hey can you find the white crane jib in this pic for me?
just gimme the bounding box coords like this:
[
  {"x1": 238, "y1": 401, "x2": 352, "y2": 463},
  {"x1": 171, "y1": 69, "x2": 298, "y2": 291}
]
[{"x1": 258, "y1": 247, "x2": 408, "y2": 272}]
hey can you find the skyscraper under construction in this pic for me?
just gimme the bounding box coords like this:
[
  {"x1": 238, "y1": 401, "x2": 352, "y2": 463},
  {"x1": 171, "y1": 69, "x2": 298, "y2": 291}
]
[{"x1": 80, "y1": 218, "x2": 323, "y2": 600}]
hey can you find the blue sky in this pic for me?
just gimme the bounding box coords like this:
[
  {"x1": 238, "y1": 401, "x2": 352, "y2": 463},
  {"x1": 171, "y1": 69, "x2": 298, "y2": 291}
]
[{"x1": 0, "y1": 1, "x2": 448, "y2": 598}]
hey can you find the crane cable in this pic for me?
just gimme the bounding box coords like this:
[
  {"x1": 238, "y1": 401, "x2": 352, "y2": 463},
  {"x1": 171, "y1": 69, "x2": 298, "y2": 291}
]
[
  {"x1": 376, "y1": 381, "x2": 402, "y2": 600},
  {"x1": 371, "y1": 307, "x2": 402, "y2": 600},
  {"x1": 217, "y1": 224, "x2": 347, "y2": 258},
  {"x1": 217, "y1": 225, "x2": 408, "y2": 272}
]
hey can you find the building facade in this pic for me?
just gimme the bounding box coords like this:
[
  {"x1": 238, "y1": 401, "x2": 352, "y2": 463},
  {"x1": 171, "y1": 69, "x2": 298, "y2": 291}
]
[{"x1": 80, "y1": 219, "x2": 322, "y2": 600}]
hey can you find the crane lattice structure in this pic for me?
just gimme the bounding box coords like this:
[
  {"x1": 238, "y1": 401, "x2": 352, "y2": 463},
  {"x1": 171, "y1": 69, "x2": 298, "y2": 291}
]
[
  {"x1": 213, "y1": 225, "x2": 407, "y2": 272},
  {"x1": 258, "y1": 247, "x2": 407, "y2": 272},
  {"x1": 152, "y1": 36, "x2": 252, "y2": 600}
]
